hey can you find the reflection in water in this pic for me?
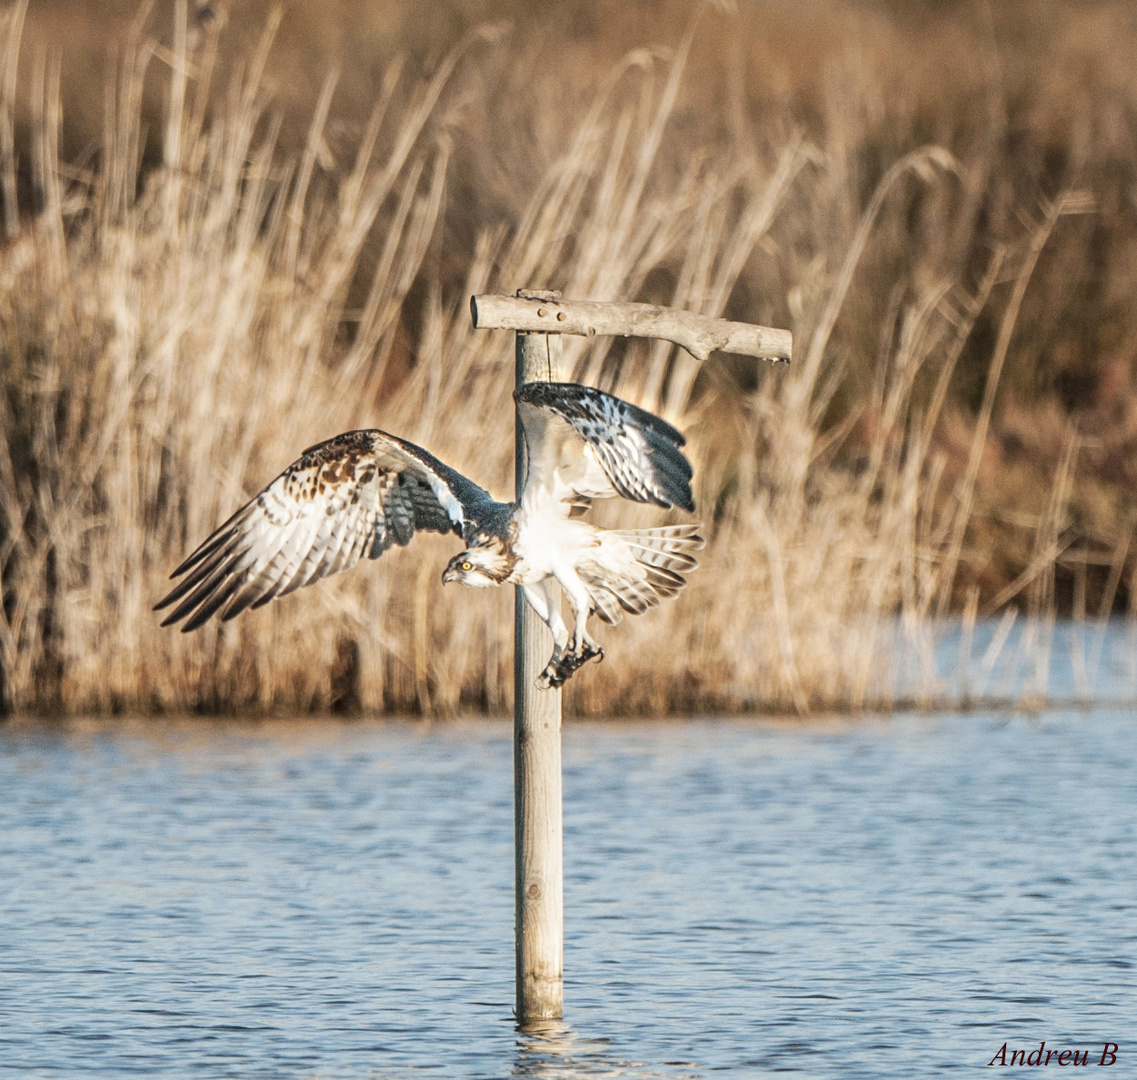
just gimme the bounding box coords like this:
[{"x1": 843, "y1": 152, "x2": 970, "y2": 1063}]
[
  {"x1": 513, "y1": 1020, "x2": 702, "y2": 1079},
  {"x1": 515, "y1": 1021, "x2": 614, "y2": 1077},
  {"x1": 1, "y1": 712, "x2": 1134, "y2": 1078}
]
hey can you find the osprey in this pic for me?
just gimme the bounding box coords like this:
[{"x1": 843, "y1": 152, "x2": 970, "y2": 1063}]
[{"x1": 155, "y1": 382, "x2": 703, "y2": 688}]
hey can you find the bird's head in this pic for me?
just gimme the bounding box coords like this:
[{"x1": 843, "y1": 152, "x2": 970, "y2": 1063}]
[{"x1": 442, "y1": 544, "x2": 513, "y2": 587}]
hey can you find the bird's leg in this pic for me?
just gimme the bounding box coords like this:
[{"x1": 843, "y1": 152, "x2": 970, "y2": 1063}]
[
  {"x1": 535, "y1": 573, "x2": 602, "y2": 689},
  {"x1": 525, "y1": 575, "x2": 604, "y2": 690},
  {"x1": 564, "y1": 577, "x2": 603, "y2": 660},
  {"x1": 524, "y1": 582, "x2": 573, "y2": 690}
]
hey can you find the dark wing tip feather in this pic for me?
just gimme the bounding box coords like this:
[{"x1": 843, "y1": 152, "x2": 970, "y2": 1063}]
[
  {"x1": 640, "y1": 425, "x2": 695, "y2": 510},
  {"x1": 633, "y1": 419, "x2": 694, "y2": 511},
  {"x1": 179, "y1": 574, "x2": 244, "y2": 632},
  {"x1": 517, "y1": 381, "x2": 697, "y2": 511},
  {"x1": 165, "y1": 501, "x2": 256, "y2": 580},
  {"x1": 669, "y1": 489, "x2": 696, "y2": 514},
  {"x1": 619, "y1": 398, "x2": 687, "y2": 448}
]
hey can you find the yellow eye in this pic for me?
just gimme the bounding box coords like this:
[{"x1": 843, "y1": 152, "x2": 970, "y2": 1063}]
[{"x1": 461, "y1": 561, "x2": 472, "y2": 571}]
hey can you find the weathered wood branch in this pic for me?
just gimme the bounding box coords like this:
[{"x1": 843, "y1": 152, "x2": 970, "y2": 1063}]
[{"x1": 471, "y1": 293, "x2": 792, "y2": 363}]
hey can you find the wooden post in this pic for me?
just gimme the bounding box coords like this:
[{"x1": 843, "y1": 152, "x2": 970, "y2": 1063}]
[
  {"x1": 513, "y1": 289, "x2": 564, "y2": 1023},
  {"x1": 470, "y1": 288, "x2": 791, "y2": 1025}
]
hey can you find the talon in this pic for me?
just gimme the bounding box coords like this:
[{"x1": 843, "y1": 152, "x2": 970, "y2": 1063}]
[
  {"x1": 537, "y1": 652, "x2": 569, "y2": 690},
  {"x1": 536, "y1": 664, "x2": 566, "y2": 690},
  {"x1": 533, "y1": 639, "x2": 604, "y2": 689},
  {"x1": 580, "y1": 642, "x2": 604, "y2": 666}
]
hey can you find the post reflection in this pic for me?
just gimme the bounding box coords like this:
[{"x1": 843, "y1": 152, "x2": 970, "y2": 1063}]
[
  {"x1": 512, "y1": 1020, "x2": 611, "y2": 1077},
  {"x1": 512, "y1": 1019, "x2": 695, "y2": 1078}
]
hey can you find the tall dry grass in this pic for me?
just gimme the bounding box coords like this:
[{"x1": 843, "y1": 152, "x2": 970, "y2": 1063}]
[{"x1": 1, "y1": 0, "x2": 1135, "y2": 716}]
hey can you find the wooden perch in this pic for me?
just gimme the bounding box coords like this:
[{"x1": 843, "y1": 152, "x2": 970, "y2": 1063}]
[
  {"x1": 470, "y1": 293, "x2": 792, "y2": 363},
  {"x1": 469, "y1": 285, "x2": 793, "y2": 1028}
]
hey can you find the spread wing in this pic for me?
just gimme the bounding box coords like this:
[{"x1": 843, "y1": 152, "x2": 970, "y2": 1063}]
[
  {"x1": 154, "y1": 429, "x2": 497, "y2": 632},
  {"x1": 514, "y1": 382, "x2": 694, "y2": 512}
]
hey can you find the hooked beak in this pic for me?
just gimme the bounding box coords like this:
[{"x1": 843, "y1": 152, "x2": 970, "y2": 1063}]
[{"x1": 441, "y1": 565, "x2": 458, "y2": 584}]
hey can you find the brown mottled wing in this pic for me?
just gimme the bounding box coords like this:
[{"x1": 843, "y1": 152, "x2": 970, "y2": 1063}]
[
  {"x1": 514, "y1": 382, "x2": 694, "y2": 512},
  {"x1": 154, "y1": 430, "x2": 496, "y2": 632}
]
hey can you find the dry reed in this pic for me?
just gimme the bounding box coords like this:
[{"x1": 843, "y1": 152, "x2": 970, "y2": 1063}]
[{"x1": 1, "y1": 0, "x2": 1135, "y2": 717}]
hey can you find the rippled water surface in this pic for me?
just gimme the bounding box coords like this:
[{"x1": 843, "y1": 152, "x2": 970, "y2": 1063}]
[{"x1": 2, "y1": 711, "x2": 1134, "y2": 1077}]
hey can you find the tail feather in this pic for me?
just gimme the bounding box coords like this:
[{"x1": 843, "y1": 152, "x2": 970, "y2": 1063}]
[
  {"x1": 642, "y1": 563, "x2": 685, "y2": 596},
  {"x1": 590, "y1": 589, "x2": 625, "y2": 625},
  {"x1": 582, "y1": 524, "x2": 704, "y2": 624},
  {"x1": 611, "y1": 524, "x2": 704, "y2": 572}
]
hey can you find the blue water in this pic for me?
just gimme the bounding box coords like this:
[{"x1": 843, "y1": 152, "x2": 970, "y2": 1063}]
[
  {"x1": 1, "y1": 711, "x2": 1134, "y2": 1077},
  {"x1": 893, "y1": 617, "x2": 1137, "y2": 705}
]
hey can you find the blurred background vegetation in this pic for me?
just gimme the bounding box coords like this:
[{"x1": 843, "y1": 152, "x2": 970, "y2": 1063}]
[{"x1": 1, "y1": 0, "x2": 1135, "y2": 717}]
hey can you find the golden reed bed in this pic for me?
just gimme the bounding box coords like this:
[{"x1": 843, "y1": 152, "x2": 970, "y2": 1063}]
[{"x1": 1, "y1": 0, "x2": 1135, "y2": 717}]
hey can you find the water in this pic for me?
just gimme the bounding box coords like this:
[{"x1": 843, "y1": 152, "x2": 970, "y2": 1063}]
[
  {"x1": 892, "y1": 617, "x2": 1137, "y2": 706},
  {"x1": 1, "y1": 711, "x2": 1134, "y2": 1078}
]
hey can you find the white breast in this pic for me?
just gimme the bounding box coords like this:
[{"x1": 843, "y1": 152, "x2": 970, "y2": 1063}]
[{"x1": 511, "y1": 488, "x2": 596, "y2": 584}]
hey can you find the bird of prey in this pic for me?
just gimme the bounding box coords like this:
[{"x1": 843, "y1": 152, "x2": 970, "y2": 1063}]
[{"x1": 155, "y1": 382, "x2": 703, "y2": 688}]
